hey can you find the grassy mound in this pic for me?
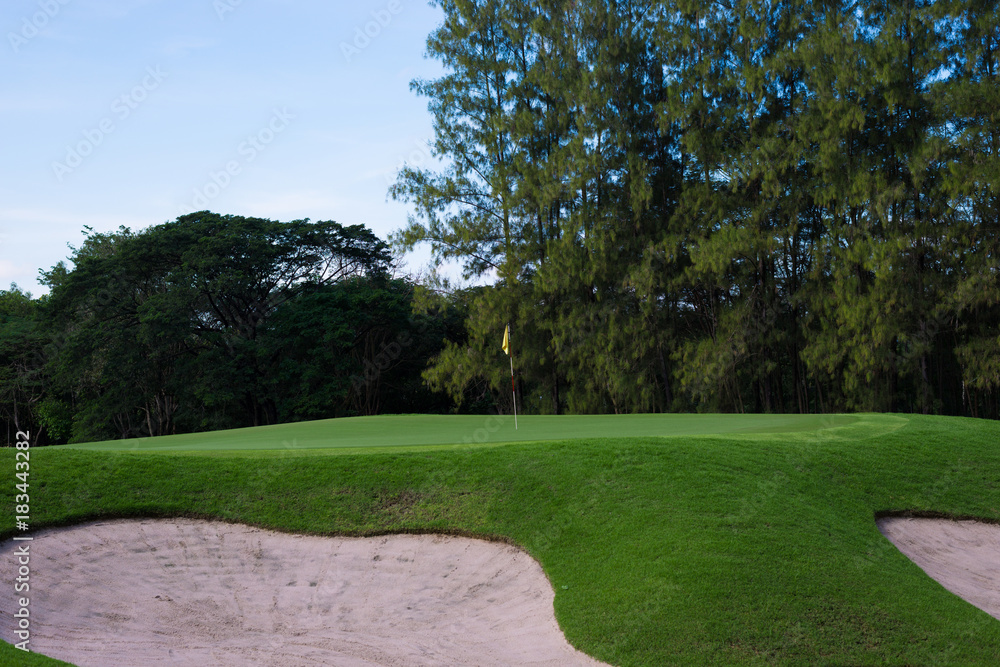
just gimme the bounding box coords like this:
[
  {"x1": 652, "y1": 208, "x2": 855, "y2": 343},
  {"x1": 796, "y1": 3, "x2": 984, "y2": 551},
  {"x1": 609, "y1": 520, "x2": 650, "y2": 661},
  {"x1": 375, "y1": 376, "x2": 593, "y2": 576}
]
[{"x1": 2, "y1": 413, "x2": 999, "y2": 665}]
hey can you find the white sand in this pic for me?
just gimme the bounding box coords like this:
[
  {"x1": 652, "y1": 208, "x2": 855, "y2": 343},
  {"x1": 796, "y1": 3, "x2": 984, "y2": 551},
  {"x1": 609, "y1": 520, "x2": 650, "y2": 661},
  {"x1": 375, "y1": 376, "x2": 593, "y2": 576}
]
[
  {"x1": 877, "y1": 516, "x2": 1000, "y2": 620},
  {"x1": 0, "y1": 519, "x2": 609, "y2": 666}
]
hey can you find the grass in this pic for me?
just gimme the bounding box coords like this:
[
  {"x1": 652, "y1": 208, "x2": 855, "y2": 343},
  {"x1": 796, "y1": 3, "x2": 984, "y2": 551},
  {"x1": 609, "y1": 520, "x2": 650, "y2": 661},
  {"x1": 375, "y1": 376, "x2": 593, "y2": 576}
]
[
  {"x1": 58, "y1": 412, "x2": 865, "y2": 453},
  {"x1": 2, "y1": 412, "x2": 1000, "y2": 665}
]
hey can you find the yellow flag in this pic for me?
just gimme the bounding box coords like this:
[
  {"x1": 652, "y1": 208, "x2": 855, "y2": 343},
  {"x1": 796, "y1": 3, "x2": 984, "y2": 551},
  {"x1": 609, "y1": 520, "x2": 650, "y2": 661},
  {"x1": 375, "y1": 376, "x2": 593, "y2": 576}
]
[{"x1": 502, "y1": 324, "x2": 510, "y2": 355}]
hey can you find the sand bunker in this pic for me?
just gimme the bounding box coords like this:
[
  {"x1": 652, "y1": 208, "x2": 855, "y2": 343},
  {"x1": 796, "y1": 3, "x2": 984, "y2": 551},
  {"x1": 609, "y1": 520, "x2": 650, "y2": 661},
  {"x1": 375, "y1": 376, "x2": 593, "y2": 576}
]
[
  {"x1": 877, "y1": 516, "x2": 1000, "y2": 620},
  {"x1": 0, "y1": 519, "x2": 607, "y2": 666}
]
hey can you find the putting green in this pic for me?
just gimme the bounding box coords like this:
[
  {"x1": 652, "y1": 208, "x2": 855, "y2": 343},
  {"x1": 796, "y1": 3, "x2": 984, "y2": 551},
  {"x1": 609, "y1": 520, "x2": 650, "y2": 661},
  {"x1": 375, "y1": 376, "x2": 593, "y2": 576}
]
[{"x1": 58, "y1": 412, "x2": 884, "y2": 454}]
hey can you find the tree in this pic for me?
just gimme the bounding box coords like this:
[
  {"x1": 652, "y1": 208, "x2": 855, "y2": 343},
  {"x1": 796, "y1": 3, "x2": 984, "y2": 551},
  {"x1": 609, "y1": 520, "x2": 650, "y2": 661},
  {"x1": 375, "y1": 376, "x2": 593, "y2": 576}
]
[
  {"x1": 40, "y1": 213, "x2": 391, "y2": 441},
  {"x1": 390, "y1": 0, "x2": 999, "y2": 418},
  {"x1": 0, "y1": 285, "x2": 47, "y2": 444},
  {"x1": 261, "y1": 276, "x2": 459, "y2": 420}
]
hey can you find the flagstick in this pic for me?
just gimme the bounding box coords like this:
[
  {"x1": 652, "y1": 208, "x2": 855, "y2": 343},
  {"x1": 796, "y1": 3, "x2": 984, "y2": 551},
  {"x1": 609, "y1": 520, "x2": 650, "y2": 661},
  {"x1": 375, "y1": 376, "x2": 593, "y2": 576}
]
[{"x1": 509, "y1": 354, "x2": 518, "y2": 430}]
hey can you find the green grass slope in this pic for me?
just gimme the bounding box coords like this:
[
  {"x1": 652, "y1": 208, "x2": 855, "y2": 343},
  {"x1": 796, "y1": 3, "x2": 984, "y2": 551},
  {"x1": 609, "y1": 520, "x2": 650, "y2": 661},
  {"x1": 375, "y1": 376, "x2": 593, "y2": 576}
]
[
  {"x1": 2, "y1": 413, "x2": 999, "y2": 665},
  {"x1": 58, "y1": 413, "x2": 863, "y2": 453}
]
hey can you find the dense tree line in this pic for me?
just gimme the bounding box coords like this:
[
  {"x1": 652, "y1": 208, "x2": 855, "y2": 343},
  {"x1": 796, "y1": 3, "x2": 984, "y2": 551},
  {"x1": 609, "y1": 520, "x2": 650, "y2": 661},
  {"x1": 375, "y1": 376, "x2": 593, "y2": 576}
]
[
  {"x1": 3, "y1": 1, "x2": 997, "y2": 441},
  {"x1": 0, "y1": 214, "x2": 469, "y2": 445},
  {"x1": 391, "y1": 0, "x2": 1000, "y2": 417}
]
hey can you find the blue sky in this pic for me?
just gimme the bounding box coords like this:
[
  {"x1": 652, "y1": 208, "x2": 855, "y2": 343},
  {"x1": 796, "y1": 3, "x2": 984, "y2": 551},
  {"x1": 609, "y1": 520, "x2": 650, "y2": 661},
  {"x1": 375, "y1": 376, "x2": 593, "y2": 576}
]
[{"x1": 1, "y1": 0, "x2": 447, "y2": 296}]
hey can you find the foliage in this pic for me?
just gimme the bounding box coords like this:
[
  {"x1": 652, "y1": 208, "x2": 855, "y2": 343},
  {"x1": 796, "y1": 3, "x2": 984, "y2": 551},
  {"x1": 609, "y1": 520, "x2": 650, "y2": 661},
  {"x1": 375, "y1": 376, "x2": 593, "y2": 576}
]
[
  {"x1": 0, "y1": 285, "x2": 46, "y2": 444},
  {"x1": 391, "y1": 0, "x2": 1000, "y2": 418},
  {"x1": 261, "y1": 276, "x2": 460, "y2": 420},
  {"x1": 5, "y1": 213, "x2": 465, "y2": 443}
]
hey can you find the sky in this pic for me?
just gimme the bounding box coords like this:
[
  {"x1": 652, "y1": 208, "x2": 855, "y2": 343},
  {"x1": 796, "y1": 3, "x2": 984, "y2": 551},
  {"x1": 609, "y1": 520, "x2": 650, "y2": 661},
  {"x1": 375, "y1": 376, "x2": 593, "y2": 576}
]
[{"x1": 1, "y1": 0, "x2": 448, "y2": 297}]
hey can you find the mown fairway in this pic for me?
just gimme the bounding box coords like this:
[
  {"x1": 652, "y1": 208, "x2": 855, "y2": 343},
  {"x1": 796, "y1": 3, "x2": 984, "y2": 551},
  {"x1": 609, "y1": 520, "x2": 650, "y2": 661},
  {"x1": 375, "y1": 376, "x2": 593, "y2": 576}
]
[{"x1": 2, "y1": 413, "x2": 1000, "y2": 665}]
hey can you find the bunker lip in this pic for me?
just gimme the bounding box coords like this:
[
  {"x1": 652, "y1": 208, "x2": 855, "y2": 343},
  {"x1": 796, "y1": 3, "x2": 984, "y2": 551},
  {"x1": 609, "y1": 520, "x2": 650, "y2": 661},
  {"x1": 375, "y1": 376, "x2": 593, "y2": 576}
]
[
  {"x1": 0, "y1": 518, "x2": 608, "y2": 667},
  {"x1": 877, "y1": 515, "x2": 1000, "y2": 621}
]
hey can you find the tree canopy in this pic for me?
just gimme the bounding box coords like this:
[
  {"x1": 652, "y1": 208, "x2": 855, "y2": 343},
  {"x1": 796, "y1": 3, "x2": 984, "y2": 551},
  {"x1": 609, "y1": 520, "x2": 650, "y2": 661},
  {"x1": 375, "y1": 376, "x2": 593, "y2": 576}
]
[
  {"x1": 391, "y1": 0, "x2": 1000, "y2": 418},
  {"x1": 1, "y1": 213, "x2": 467, "y2": 444}
]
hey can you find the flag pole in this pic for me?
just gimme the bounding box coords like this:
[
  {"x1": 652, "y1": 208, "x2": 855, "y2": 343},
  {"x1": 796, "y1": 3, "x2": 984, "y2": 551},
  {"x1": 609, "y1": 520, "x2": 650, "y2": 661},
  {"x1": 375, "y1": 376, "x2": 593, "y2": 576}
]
[
  {"x1": 503, "y1": 322, "x2": 517, "y2": 429},
  {"x1": 510, "y1": 351, "x2": 518, "y2": 430}
]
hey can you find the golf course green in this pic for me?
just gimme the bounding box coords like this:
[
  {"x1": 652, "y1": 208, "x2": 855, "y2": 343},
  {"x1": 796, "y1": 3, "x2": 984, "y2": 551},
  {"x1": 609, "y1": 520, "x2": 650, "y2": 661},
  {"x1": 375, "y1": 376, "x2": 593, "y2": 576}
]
[
  {"x1": 3, "y1": 412, "x2": 1000, "y2": 665},
  {"x1": 59, "y1": 412, "x2": 870, "y2": 454}
]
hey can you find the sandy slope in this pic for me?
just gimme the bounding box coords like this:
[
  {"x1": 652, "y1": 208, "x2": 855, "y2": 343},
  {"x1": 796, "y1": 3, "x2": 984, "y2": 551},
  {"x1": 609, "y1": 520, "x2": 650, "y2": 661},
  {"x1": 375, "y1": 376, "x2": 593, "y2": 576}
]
[
  {"x1": 877, "y1": 516, "x2": 1000, "y2": 620},
  {"x1": 0, "y1": 519, "x2": 608, "y2": 666}
]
